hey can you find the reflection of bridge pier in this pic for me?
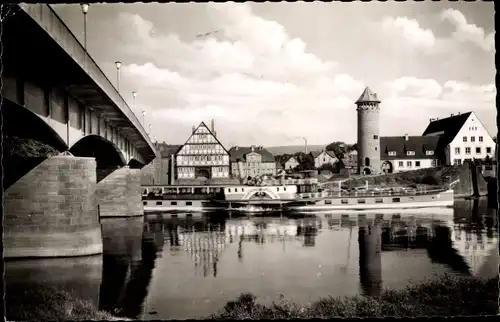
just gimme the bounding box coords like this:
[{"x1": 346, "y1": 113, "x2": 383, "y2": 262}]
[
  {"x1": 358, "y1": 216, "x2": 382, "y2": 297},
  {"x1": 99, "y1": 217, "x2": 158, "y2": 319}
]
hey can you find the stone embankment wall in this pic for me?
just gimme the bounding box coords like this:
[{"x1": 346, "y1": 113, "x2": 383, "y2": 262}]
[{"x1": 323, "y1": 164, "x2": 490, "y2": 198}]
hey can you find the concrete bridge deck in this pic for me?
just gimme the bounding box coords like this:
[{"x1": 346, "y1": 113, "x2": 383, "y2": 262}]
[{"x1": 2, "y1": 4, "x2": 159, "y2": 259}]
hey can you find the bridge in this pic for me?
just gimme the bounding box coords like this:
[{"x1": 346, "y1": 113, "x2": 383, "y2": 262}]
[{"x1": 2, "y1": 4, "x2": 158, "y2": 258}]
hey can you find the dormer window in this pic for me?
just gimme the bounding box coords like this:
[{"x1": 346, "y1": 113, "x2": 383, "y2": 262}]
[
  {"x1": 406, "y1": 151, "x2": 415, "y2": 156},
  {"x1": 426, "y1": 150, "x2": 434, "y2": 156},
  {"x1": 388, "y1": 151, "x2": 396, "y2": 156}
]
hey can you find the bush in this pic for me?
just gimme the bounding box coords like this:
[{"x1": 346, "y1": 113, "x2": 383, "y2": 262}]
[
  {"x1": 211, "y1": 275, "x2": 498, "y2": 319},
  {"x1": 6, "y1": 284, "x2": 119, "y2": 321}
]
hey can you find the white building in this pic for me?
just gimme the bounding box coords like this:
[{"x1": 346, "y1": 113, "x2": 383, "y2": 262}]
[
  {"x1": 310, "y1": 150, "x2": 338, "y2": 168},
  {"x1": 379, "y1": 134, "x2": 440, "y2": 173},
  {"x1": 422, "y1": 112, "x2": 496, "y2": 166},
  {"x1": 229, "y1": 145, "x2": 277, "y2": 179},
  {"x1": 283, "y1": 156, "x2": 300, "y2": 170},
  {"x1": 175, "y1": 120, "x2": 230, "y2": 179}
]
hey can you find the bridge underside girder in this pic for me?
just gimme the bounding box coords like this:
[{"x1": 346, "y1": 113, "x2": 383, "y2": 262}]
[{"x1": 2, "y1": 6, "x2": 155, "y2": 165}]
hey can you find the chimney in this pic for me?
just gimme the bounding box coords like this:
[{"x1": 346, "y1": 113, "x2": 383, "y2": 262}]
[
  {"x1": 235, "y1": 146, "x2": 239, "y2": 151},
  {"x1": 192, "y1": 126, "x2": 195, "y2": 134},
  {"x1": 458, "y1": 112, "x2": 460, "y2": 115},
  {"x1": 404, "y1": 133, "x2": 409, "y2": 141},
  {"x1": 450, "y1": 113, "x2": 454, "y2": 117},
  {"x1": 211, "y1": 119, "x2": 215, "y2": 133}
]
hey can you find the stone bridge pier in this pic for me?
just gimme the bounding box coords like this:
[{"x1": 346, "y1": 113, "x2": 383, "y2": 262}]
[{"x1": 2, "y1": 4, "x2": 157, "y2": 259}]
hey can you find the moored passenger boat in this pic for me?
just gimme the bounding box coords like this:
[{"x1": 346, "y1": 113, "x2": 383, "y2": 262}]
[{"x1": 142, "y1": 176, "x2": 455, "y2": 213}]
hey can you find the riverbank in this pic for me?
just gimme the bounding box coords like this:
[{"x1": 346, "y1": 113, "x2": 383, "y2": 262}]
[
  {"x1": 211, "y1": 275, "x2": 498, "y2": 319},
  {"x1": 5, "y1": 284, "x2": 120, "y2": 321}
]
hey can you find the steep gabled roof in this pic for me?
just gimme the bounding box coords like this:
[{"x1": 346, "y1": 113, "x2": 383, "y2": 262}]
[
  {"x1": 380, "y1": 136, "x2": 440, "y2": 160},
  {"x1": 228, "y1": 146, "x2": 276, "y2": 162},
  {"x1": 325, "y1": 150, "x2": 338, "y2": 159},
  {"x1": 356, "y1": 87, "x2": 381, "y2": 104},
  {"x1": 175, "y1": 121, "x2": 230, "y2": 156},
  {"x1": 310, "y1": 151, "x2": 321, "y2": 158},
  {"x1": 422, "y1": 112, "x2": 472, "y2": 148}
]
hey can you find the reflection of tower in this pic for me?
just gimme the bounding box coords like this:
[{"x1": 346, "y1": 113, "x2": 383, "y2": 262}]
[
  {"x1": 358, "y1": 220, "x2": 382, "y2": 297},
  {"x1": 356, "y1": 87, "x2": 381, "y2": 175}
]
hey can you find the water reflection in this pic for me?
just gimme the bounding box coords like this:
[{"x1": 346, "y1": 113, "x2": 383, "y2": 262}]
[{"x1": 4, "y1": 199, "x2": 498, "y2": 320}]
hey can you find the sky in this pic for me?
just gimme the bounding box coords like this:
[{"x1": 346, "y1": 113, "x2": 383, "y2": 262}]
[{"x1": 52, "y1": 1, "x2": 496, "y2": 147}]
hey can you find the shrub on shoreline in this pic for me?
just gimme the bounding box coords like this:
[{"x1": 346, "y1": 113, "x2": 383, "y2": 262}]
[
  {"x1": 210, "y1": 275, "x2": 499, "y2": 319},
  {"x1": 6, "y1": 284, "x2": 118, "y2": 321}
]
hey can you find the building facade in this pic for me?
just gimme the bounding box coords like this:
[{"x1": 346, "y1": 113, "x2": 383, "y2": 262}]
[
  {"x1": 342, "y1": 150, "x2": 358, "y2": 174},
  {"x1": 284, "y1": 156, "x2": 299, "y2": 170},
  {"x1": 423, "y1": 112, "x2": 496, "y2": 166},
  {"x1": 379, "y1": 135, "x2": 440, "y2": 173},
  {"x1": 356, "y1": 87, "x2": 382, "y2": 175},
  {"x1": 311, "y1": 150, "x2": 338, "y2": 168},
  {"x1": 140, "y1": 143, "x2": 180, "y2": 185},
  {"x1": 175, "y1": 121, "x2": 230, "y2": 180},
  {"x1": 229, "y1": 145, "x2": 276, "y2": 179}
]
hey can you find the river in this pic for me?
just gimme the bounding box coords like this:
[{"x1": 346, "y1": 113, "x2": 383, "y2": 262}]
[{"x1": 5, "y1": 198, "x2": 499, "y2": 320}]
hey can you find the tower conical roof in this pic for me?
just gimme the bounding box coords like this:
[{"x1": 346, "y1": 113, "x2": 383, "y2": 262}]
[{"x1": 356, "y1": 87, "x2": 381, "y2": 104}]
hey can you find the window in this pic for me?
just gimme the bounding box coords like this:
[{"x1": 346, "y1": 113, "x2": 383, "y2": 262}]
[
  {"x1": 388, "y1": 151, "x2": 396, "y2": 156},
  {"x1": 392, "y1": 197, "x2": 401, "y2": 203},
  {"x1": 486, "y1": 147, "x2": 492, "y2": 153},
  {"x1": 143, "y1": 201, "x2": 147, "y2": 205},
  {"x1": 284, "y1": 187, "x2": 286, "y2": 191},
  {"x1": 398, "y1": 161, "x2": 404, "y2": 167},
  {"x1": 325, "y1": 200, "x2": 332, "y2": 205},
  {"x1": 235, "y1": 188, "x2": 238, "y2": 192},
  {"x1": 357, "y1": 199, "x2": 366, "y2": 204},
  {"x1": 476, "y1": 147, "x2": 481, "y2": 154},
  {"x1": 365, "y1": 157, "x2": 370, "y2": 167},
  {"x1": 479, "y1": 136, "x2": 483, "y2": 142},
  {"x1": 426, "y1": 150, "x2": 434, "y2": 155},
  {"x1": 171, "y1": 201, "x2": 177, "y2": 205},
  {"x1": 465, "y1": 147, "x2": 471, "y2": 155},
  {"x1": 228, "y1": 188, "x2": 231, "y2": 192},
  {"x1": 454, "y1": 159, "x2": 462, "y2": 165},
  {"x1": 373, "y1": 135, "x2": 378, "y2": 139},
  {"x1": 341, "y1": 199, "x2": 349, "y2": 204},
  {"x1": 406, "y1": 151, "x2": 415, "y2": 156},
  {"x1": 415, "y1": 161, "x2": 421, "y2": 167},
  {"x1": 375, "y1": 147, "x2": 378, "y2": 151},
  {"x1": 431, "y1": 160, "x2": 438, "y2": 167},
  {"x1": 375, "y1": 198, "x2": 383, "y2": 203},
  {"x1": 463, "y1": 136, "x2": 467, "y2": 142},
  {"x1": 156, "y1": 201, "x2": 162, "y2": 205},
  {"x1": 455, "y1": 147, "x2": 460, "y2": 154},
  {"x1": 407, "y1": 161, "x2": 412, "y2": 167},
  {"x1": 277, "y1": 187, "x2": 280, "y2": 192},
  {"x1": 186, "y1": 201, "x2": 192, "y2": 206},
  {"x1": 471, "y1": 136, "x2": 475, "y2": 142}
]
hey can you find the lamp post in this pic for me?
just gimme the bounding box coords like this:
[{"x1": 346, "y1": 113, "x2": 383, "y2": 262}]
[
  {"x1": 148, "y1": 124, "x2": 152, "y2": 136},
  {"x1": 115, "y1": 61, "x2": 122, "y2": 93},
  {"x1": 303, "y1": 137, "x2": 308, "y2": 154},
  {"x1": 132, "y1": 91, "x2": 137, "y2": 111},
  {"x1": 141, "y1": 110, "x2": 146, "y2": 127},
  {"x1": 80, "y1": 4, "x2": 89, "y2": 50}
]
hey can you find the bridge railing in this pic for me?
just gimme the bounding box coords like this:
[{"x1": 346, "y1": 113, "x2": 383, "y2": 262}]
[{"x1": 20, "y1": 4, "x2": 157, "y2": 160}]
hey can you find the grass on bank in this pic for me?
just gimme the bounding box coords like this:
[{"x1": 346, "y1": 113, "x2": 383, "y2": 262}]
[
  {"x1": 210, "y1": 275, "x2": 499, "y2": 319},
  {"x1": 6, "y1": 284, "x2": 118, "y2": 321}
]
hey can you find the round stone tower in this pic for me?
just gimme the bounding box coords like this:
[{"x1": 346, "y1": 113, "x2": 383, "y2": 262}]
[{"x1": 356, "y1": 87, "x2": 381, "y2": 175}]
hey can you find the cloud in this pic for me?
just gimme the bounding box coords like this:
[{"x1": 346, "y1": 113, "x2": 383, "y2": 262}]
[
  {"x1": 441, "y1": 8, "x2": 495, "y2": 52},
  {"x1": 385, "y1": 77, "x2": 443, "y2": 99},
  {"x1": 379, "y1": 77, "x2": 495, "y2": 136},
  {"x1": 381, "y1": 16, "x2": 436, "y2": 49}
]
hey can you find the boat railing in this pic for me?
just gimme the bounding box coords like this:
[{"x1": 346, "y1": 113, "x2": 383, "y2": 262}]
[{"x1": 296, "y1": 186, "x2": 450, "y2": 199}]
